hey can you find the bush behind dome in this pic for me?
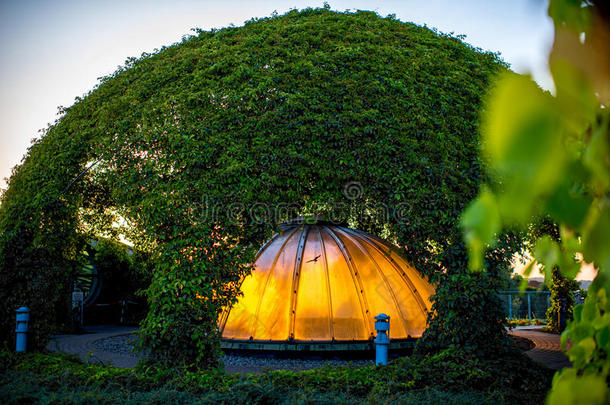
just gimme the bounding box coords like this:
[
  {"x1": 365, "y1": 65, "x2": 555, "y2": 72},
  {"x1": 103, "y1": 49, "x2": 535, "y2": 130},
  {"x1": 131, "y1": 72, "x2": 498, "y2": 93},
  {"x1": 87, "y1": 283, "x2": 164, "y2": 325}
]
[{"x1": 0, "y1": 8, "x2": 511, "y2": 366}]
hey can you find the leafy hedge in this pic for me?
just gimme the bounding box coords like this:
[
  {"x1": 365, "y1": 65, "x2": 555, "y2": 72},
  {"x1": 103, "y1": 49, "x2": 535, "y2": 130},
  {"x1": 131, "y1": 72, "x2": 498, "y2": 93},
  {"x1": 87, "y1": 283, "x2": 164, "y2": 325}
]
[
  {"x1": 0, "y1": 349, "x2": 553, "y2": 404},
  {"x1": 0, "y1": 7, "x2": 513, "y2": 365},
  {"x1": 545, "y1": 266, "x2": 580, "y2": 333}
]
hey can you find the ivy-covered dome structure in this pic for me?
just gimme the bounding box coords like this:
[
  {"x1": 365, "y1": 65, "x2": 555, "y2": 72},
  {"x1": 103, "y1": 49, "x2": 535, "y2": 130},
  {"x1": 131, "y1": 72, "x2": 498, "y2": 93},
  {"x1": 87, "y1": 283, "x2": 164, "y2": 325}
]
[
  {"x1": 0, "y1": 7, "x2": 509, "y2": 367},
  {"x1": 221, "y1": 219, "x2": 434, "y2": 349}
]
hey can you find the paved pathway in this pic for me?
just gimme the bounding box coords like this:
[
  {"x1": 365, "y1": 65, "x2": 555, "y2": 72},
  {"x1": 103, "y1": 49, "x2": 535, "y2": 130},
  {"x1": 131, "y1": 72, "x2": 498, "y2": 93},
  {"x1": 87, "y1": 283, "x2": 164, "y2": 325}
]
[
  {"x1": 508, "y1": 326, "x2": 571, "y2": 370},
  {"x1": 47, "y1": 325, "x2": 571, "y2": 371},
  {"x1": 46, "y1": 325, "x2": 141, "y2": 368},
  {"x1": 46, "y1": 326, "x2": 333, "y2": 373}
]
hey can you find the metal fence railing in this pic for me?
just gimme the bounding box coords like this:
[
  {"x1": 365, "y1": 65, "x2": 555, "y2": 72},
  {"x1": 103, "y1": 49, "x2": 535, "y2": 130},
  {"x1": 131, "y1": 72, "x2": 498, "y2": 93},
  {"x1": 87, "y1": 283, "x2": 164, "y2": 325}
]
[{"x1": 497, "y1": 290, "x2": 551, "y2": 322}]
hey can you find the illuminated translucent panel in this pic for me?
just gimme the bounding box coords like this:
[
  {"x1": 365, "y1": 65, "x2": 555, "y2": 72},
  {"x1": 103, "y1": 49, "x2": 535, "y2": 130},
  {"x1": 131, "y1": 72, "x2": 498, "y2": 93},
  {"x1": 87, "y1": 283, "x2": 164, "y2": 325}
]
[
  {"x1": 333, "y1": 228, "x2": 408, "y2": 339},
  {"x1": 294, "y1": 228, "x2": 331, "y2": 340},
  {"x1": 321, "y1": 228, "x2": 368, "y2": 340},
  {"x1": 362, "y1": 230, "x2": 434, "y2": 337},
  {"x1": 250, "y1": 228, "x2": 299, "y2": 340},
  {"x1": 221, "y1": 223, "x2": 435, "y2": 341},
  {"x1": 343, "y1": 229, "x2": 429, "y2": 337},
  {"x1": 360, "y1": 231, "x2": 435, "y2": 312},
  {"x1": 221, "y1": 229, "x2": 295, "y2": 340}
]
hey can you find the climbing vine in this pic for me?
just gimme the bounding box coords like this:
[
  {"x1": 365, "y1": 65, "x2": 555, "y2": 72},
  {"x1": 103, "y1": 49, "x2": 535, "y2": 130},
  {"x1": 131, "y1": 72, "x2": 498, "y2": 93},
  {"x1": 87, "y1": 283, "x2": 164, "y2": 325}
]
[{"x1": 1, "y1": 8, "x2": 510, "y2": 367}]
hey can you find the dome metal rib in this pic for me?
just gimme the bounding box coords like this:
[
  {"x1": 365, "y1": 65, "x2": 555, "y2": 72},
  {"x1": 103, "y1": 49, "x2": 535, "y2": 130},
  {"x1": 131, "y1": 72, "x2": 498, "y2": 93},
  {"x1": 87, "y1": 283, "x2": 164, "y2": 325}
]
[
  {"x1": 288, "y1": 225, "x2": 309, "y2": 340},
  {"x1": 316, "y1": 226, "x2": 334, "y2": 340},
  {"x1": 322, "y1": 225, "x2": 372, "y2": 338}
]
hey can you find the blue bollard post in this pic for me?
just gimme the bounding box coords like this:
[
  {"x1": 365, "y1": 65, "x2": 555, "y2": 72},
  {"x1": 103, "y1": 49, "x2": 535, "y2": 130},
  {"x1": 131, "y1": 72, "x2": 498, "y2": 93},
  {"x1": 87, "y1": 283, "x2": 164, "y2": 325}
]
[
  {"x1": 15, "y1": 307, "x2": 30, "y2": 353},
  {"x1": 374, "y1": 313, "x2": 390, "y2": 366}
]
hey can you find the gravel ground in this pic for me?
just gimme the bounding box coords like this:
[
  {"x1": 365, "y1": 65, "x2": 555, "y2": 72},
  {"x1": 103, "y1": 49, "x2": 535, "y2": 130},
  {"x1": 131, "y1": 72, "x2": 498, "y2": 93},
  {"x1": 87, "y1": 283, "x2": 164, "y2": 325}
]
[
  {"x1": 91, "y1": 334, "x2": 374, "y2": 369},
  {"x1": 91, "y1": 334, "x2": 141, "y2": 357},
  {"x1": 221, "y1": 354, "x2": 373, "y2": 369}
]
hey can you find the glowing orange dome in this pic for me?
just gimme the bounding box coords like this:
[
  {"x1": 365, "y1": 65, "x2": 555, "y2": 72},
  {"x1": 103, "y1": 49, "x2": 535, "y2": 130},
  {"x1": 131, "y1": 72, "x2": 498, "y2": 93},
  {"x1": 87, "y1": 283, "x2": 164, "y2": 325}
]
[{"x1": 220, "y1": 220, "x2": 434, "y2": 342}]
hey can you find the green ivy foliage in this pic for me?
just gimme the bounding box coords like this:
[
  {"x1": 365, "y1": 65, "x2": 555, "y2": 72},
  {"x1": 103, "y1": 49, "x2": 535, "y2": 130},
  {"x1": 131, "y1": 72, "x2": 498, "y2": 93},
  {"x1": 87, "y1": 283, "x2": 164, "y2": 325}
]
[
  {"x1": 417, "y1": 269, "x2": 512, "y2": 357},
  {"x1": 526, "y1": 218, "x2": 581, "y2": 332},
  {"x1": 0, "y1": 8, "x2": 509, "y2": 365},
  {"x1": 0, "y1": 349, "x2": 553, "y2": 404},
  {"x1": 546, "y1": 266, "x2": 580, "y2": 333},
  {"x1": 549, "y1": 287, "x2": 610, "y2": 404},
  {"x1": 460, "y1": 0, "x2": 609, "y2": 403},
  {"x1": 415, "y1": 233, "x2": 524, "y2": 358}
]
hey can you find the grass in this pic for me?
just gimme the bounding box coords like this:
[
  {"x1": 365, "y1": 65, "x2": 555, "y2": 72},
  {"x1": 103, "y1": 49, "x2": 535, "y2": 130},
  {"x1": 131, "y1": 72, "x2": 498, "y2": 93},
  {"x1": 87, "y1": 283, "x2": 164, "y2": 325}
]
[{"x1": 0, "y1": 346, "x2": 553, "y2": 404}]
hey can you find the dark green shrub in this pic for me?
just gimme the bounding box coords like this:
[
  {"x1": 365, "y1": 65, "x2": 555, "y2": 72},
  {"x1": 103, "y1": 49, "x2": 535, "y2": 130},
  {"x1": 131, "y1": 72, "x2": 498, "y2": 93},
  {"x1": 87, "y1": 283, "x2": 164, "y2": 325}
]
[
  {"x1": 417, "y1": 271, "x2": 512, "y2": 357},
  {"x1": 545, "y1": 267, "x2": 580, "y2": 333},
  {"x1": 0, "y1": 350, "x2": 553, "y2": 405}
]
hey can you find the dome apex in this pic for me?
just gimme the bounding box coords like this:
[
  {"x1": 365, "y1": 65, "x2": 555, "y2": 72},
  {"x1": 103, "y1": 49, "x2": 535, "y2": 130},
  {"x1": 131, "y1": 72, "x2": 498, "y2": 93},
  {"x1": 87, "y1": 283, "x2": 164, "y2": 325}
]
[{"x1": 278, "y1": 216, "x2": 346, "y2": 230}]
